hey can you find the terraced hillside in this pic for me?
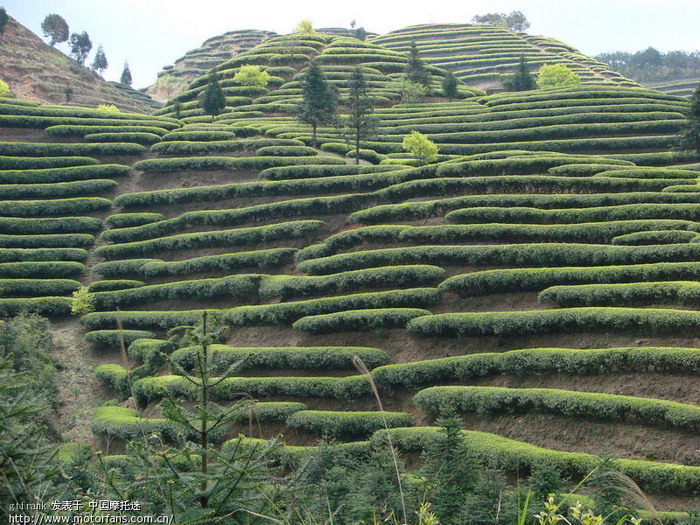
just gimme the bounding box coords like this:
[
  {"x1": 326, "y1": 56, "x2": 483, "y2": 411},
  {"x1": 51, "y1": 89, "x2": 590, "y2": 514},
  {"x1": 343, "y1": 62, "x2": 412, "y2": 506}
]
[
  {"x1": 5, "y1": 29, "x2": 700, "y2": 512},
  {"x1": 647, "y1": 78, "x2": 700, "y2": 97},
  {"x1": 146, "y1": 30, "x2": 276, "y2": 103},
  {"x1": 371, "y1": 24, "x2": 639, "y2": 92},
  {"x1": 0, "y1": 15, "x2": 159, "y2": 113}
]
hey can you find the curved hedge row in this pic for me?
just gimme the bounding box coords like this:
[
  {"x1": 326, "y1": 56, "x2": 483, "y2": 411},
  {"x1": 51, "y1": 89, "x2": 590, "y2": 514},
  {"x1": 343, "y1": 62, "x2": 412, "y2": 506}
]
[
  {"x1": 46, "y1": 125, "x2": 170, "y2": 137},
  {"x1": 93, "y1": 220, "x2": 323, "y2": 259},
  {"x1": 0, "y1": 156, "x2": 100, "y2": 169},
  {"x1": 538, "y1": 281, "x2": 700, "y2": 308},
  {"x1": 0, "y1": 216, "x2": 102, "y2": 234},
  {"x1": 406, "y1": 307, "x2": 700, "y2": 337},
  {"x1": 0, "y1": 198, "x2": 111, "y2": 217},
  {"x1": 350, "y1": 192, "x2": 700, "y2": 224},
  {"x1": 440, "y1": 262, "x2": 700, "y2": 296},
  {"x1": 0, "y1": 179, "x2": 117, "y2": 200},
  {"x1": 81, "y1": 288, "x2": 442, "y2": 330},
  {"x1": 0, "y1": 279, "x2": 80, "y2": 297},
  {"x1": 0, "y1": 164, "x2": 129, "y2": 184},
  {"x1": 0, "y1": 233, "x2": 94, "y2": 249},
  {"x1": 87, "y1": 280, "x2": 144, "y2": 292},
  {"x1": 104, "y1": 213, "x2": 165, "y2": 229},
  {"x1": 379, "y1": 427, "x2": 700, "y2": 493},
  {"x1": 292, "y1": 308, "x2": 432, "y2": 333},
  {"x1": 132, "y1": 156, "x2": 345, "y2": 173},
  {"x1": 371, "y1": 346, "x2": 700, "y2": 390},
  {"x1": 169, "y1": 344, "x2": 387, "y2": 373},
  {"x1": 0, "y1": 248, "x2": 87, "y2": 262},
  {"x1": 84, "y1": 132, "x2": 162, "y2": 145},
  {"x1": 0, "y1": 261, "x2": 85, "y2": 278},
  {"x1": 260, "y1": 265, "x2": 446, "y2": 299},
  {"x1": 151, "y1": 138, "x2": 305, "y2": 155},
  {"x1": 0, "y1": 142, "x2": 146, "y2": 156},
  {"x1": 92, "y1": 248, "x2": 296, "y2": 278},
  {"x1": 413, "y1": 385, "x2": 700, "y2": 432},
  {"x1": 286, "y1": 410, "x2": 412, "y2": 438},
  {"x1": 611, "y1": 230, "x2": 697, "y2": 245},
  {"x1": 91, "y1": 274, "x2": 263, "y2": 309},
  {"x1": 85, "y1": 330, "x2": 156, "y2": 347},
  {"x1": 0, "y1": 297, "x2": 73, "y2": 316},
  {"x1": 296, "y1": 244, "x2": 700, "y2": 275}
]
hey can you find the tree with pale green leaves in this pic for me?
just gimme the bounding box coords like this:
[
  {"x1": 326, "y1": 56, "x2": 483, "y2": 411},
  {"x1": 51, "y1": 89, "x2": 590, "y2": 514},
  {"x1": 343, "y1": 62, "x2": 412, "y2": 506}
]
[
  {"x1": 536, "y1": 64, "x2": 581, "y2": 89},
  {"x1": 294, "y1": 19, "x2": 316, "y2": 35},
  {"x1": 233, "y1": 65, "x2": 270, "y2": 88},
  {"x1": 402, "y1": 130, "x2": 439, "y2": 165}
]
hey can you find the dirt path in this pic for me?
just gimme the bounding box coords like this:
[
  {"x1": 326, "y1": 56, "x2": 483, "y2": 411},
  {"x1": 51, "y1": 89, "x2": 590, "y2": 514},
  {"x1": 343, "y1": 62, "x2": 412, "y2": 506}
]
[{"x1": 52, "y1": 318, "x2": 107, "y2": 445}]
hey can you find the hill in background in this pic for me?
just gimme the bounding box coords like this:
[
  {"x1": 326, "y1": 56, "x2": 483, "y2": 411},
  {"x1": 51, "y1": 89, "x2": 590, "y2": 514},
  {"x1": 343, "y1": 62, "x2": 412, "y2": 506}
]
[{"x1": 0, "y1": 15, "x2": 158, "y2": 113}]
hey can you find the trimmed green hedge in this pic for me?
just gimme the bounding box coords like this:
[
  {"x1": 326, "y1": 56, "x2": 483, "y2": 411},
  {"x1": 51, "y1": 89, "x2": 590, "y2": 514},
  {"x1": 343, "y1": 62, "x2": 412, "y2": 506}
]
[
  {"x1": 0, "y1": 233, "x2": 94, "y2": 249},
  {"x1": 91, "y1": 274, "x2": 263, "y2": 309},
  {"x1": 296, "y1": 244, "x2": 700, "y2": 275},
  {"x1": 81, "y1": 288, "x2": 442, "y2": 330},
  {"x1": 259, "y1": 164, "x2": 401, "y2": 180},
  {"x1": 292, "y1": 308, "x2": 432, "y2": 333},
  {"x1": 0, "y1": 179, "x2": 117, "y2": 200},
  {"x1": 0, "y1": 279, "x2": 80, "y2": 297},
  {"x1": 0, "y1": 142, "x2": 146, "y2": 156},
  {"x1": 0, "y1": 248, "x2": 87, "y2": 263},
  {"x1": 611, "y1": 230, "x2": 697, "y2": 245},
  {"x1": 259, "y1": 265, "x2": 446, "y2": 299},
  {"x1": 104, "y1": 213, "x2": 165, "y2": 229},
  {"x1": 87, "y1": 280, "x2": 145, "y2": 292},
  {"x1": 538, "y1": 281, "x2": 700, "y2": 307},
  {"x1": 85, "y1": 330, "x2": 156, "y2": 347},
  {"x1": 407, "y1": 307, "x2": 700, "y2": 337},
  {"x1": 0, "y1": 297, "x2": 73, "y2": 316},
  {"x1": 371, "y1": 346, "x2": 700, "y2": 390},
  {"x1": 94, "y1": 220, "x2": 323, "y2": 259},
  {"x1": 91, "y1": 406, "x2": 190, "y2": 442},
  {"x1": 170, "y1": 345, "x2": 387, "y2": 373},
  {"x1": 440, "y1": 262, "x2": 700, "y2": 296},
  {"x1": 414, "y1": 385, "x2": 700, "y2": 432},
  {"x1": 0, "y1": 156, "x2": 100, "y2": 169},
  {"x1": 0, "y1": 198, "x2": 111, "y2": 217},
  {"x1": 132, "y1": 156, "x2": 345, "y2": 173},
  {"x1": 0, "y1": 261, "x2": 85, "y2": 278},
  {"x1": 286, "y1": 410, "x2": 412, "y2": 438},
  {"x1": 0, "y1": 217, "x2": 102, "y2": 234},
  {"x1": 377, "y1": 427, "x2": 700, "y2": 493},
  {"x1": 0, "y1": 164, "x2": 129, "y2": 184},
  {"x1": 84, "y1": 132, "x2": 162, "y2": 145},
  {"x1": 151, "y1": 138, "x2": 304, "y2": 155},
  {"x1": 46, "y1": 125, "x2": 170, "y2": 137},
  {"x1": 255, "y1": 145, "x2": 318, "y2": 157}
]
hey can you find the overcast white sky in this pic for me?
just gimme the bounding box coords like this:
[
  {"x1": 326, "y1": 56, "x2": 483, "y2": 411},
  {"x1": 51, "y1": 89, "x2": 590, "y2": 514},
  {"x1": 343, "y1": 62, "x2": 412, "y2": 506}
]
[{"x1": 3, "y1": 0, "x2": 700, "y2": 89}]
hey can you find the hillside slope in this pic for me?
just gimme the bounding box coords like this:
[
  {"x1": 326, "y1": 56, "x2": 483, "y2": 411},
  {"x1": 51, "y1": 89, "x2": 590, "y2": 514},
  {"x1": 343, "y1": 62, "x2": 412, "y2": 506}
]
[
  {"x1": 3, "y1": 29, "x2": 700, "y2": 512},
  {"x1": 0, "y1": 15, "x2": 158, "y2": 113}
]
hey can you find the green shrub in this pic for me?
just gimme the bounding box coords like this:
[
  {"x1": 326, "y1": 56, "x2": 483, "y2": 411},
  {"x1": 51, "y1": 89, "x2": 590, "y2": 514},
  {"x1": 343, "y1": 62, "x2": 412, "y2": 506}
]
[
  {"x1": 292, "y1": 308, "x2": 432, "y2": 333},
  {"x1": 0, "y1": 248, "x2": 87, "y2": 263},
  {"x1": 255, "y1": 145, "x2": 318, "y2": 157},
  {"x1": 132, "y1": 155, "x2": 345, "y2": 173},
  {"x1": 260, "y1": 164, "x2": 400, "y2": 180},
  {"x1": 0, "y1": 179, "x2": 117, "y2": 200},
  {"x1": 0, "y1": 297, "x2": 73, "y2": 316},
  {"x1": 0, "y1": 279, "x2": 80, "y2": 296},
  {"x1": 0, "y1": 156, "x2": 100, "y2": 170},
  {"x1": 87, "y1": 280, "x2": 145, "y2": 292},
  {"x1": 151, "y1": 138, "x2": 304, "y2": 155},
  {"x1": 407, "y1": 307, "x2": 700, "y2": 337},
  {"x1": 0, "y1": 233, "x2": 94, "y2": 249},
  {"x1": 538, "y1": 281, "x2": 700, "y2": 308},
  {"x1": 0, "y1": 198, "x2": 111, "y2": 217},
  {"x1": 91, "y1": 406, "x2": 192, "y2": 442},
  {"x1": 85, "y1": 330, "x2": 156, "y2": 347},
  {"x1": 0, "y1": 142, "x2": 146, "y2": 156},
  {"x1": 260, "y1": 265, "x2": 446, "y2": 299},
  {"x1": 612, "y1": 230, "x2": 697, "y2": 245},
  {"x1": 0, "y1": 165, "x2": 127, "y2": 185},
  {"x1": 46, "y1": 125, "x2": 169, "y2": 137},
  {"x1": 0, "y1": 261, "x2": 85, "y2": 278},
  {"x1": 84, "y1": 132, "x2": 162, "y2": 145},
  {"x1": 0, "y1": 217, "x2": 102, "y2": 234},
  {"x1": 440, "y1": 262, "x2": 700, "y2": 296},
  {"x1": 104, "y1": 213, "x2": 165, "y2": 229},
  {"x1": 170, "y1": 345, "x2": 387, "y2": 373},
  {"x1": 414, "y1": 385, "x2": 700, "y2": 432},
  {"x1": 286, "y1": 410, "x2": 412, "y2": 438}
]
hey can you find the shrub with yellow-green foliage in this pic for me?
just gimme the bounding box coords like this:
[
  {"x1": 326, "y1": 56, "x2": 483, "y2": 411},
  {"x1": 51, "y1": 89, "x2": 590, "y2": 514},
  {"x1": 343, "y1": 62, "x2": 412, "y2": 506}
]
[{"x1": 233, "y1": 65, "x2": 271, "y2": 88}]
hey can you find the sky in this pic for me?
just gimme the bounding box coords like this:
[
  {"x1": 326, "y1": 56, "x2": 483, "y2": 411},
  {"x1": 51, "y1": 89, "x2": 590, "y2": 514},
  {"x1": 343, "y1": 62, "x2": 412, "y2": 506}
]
[{"x1": 3, "y1": 0, "x2": 700, "y2": 89}]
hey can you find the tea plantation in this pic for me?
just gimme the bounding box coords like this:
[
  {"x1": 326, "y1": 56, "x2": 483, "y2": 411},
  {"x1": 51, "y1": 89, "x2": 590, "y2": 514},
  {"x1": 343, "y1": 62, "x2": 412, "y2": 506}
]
[{"x1": 3, "y1": 25, "x2": 700, "y2": 513}]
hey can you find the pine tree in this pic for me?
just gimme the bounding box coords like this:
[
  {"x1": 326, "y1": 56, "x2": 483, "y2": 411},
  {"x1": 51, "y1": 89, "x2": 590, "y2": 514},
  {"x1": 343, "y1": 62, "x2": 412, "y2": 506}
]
[
  {"x1": 503, "y1": 56, "x2": 535, "y2": 91},
  {"x1": 404, "y1": 41, "x2": 431, "y2": 88},
  {"x1": 298, "y1": 60, "x2": 338, "y2": 147},
  {"x1": 199, "y1": 74, "x2": 226, "y2": 116},
  {"x1": 120, "y1": 62, "x2": 132, "y2": 86},
  {"x1": 677, "y1": 83, "x2": 700, "y2": 152},
  {"x1": 442, "y1": 71, "x2": 459, "y2": 99},
  {"x1": 91, "y1": 45, "x2": 108, "y2": 76},
  {"x1": 343, "y1": 66, "x2": 379, "y2": 164}
]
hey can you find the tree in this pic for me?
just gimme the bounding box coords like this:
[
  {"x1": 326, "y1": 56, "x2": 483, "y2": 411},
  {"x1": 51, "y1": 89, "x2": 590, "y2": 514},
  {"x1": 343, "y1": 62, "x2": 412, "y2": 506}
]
[
  {"x1": 298, "y1": 60, "x2": 338, "y2": 147},
  {"x1": 0, "y1": 80, "x2": 8, "y2": 97},
  {"x1": 233, "y1": 64, "x2": 270, "y2": 88},
  {"x1": 402, "y1": 130, "x2": 439, "y2": 165},
  {"x1": 677, "y1": 83, "x2": 700, "y2": 153},
  {"x1": 91, "y1": 44, "x2": 108, "y2": 76},
  {"x1": 404, "y1": 41, "x2": 431, "y2": 87},
  {"x1": 343, "y1": 66, "x2": 379, "y2": 165},
  {"x1": 503, "y1": 56, "x2": 536, "y2": 91},
  {"x1": 442, "y1": 71, "x2": 459, "y2": 99},
  {"x1": 355, "y1": 27, "x2": 367, "y2": 41},
  {"x1": 396, "y1": 78, "x2": 428, "y2": 103},
  {"x1": 120, "y1": 62, "x2": 132, "y2": 86},
  {"x1": 198, "y1": 74, "x2": 226, "y2": 116},
  {"x1": 536, "y1": 64, "x2": 581, "y2": 89},
  {"x1": 41, "y1": 14, "x2": 69, "y2": 46},
  {"x1": 0, "y1": 7, "x2": 8, "y2": 36},
  {"x1": 472, "y1": 10, "x2": 530, "y2": 31},
  {"x1": 68, "y1": 31, "x2": 92, "y2": 65},
  {"x1": 294, "y1": 19, "x2": 316, "y2": 35}
]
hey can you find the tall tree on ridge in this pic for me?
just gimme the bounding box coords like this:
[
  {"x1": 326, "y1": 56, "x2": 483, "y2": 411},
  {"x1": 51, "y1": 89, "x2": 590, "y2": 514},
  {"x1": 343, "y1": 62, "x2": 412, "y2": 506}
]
[
  {"x1": 298, "y1": 59, "x2": 338, "y2": 147},
  {"x1": 344, "y1": 66, "x2": 379, "y2": 164}
]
